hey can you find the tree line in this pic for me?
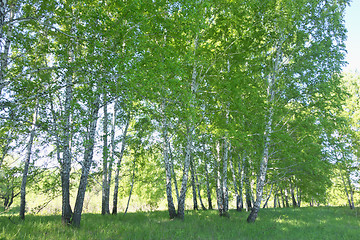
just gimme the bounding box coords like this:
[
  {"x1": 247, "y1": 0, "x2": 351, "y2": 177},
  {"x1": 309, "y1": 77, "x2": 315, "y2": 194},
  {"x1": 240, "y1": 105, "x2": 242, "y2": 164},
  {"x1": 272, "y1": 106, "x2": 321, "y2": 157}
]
[{"x1": 0, "y1": 0, "x2": 358, "y2": 228}]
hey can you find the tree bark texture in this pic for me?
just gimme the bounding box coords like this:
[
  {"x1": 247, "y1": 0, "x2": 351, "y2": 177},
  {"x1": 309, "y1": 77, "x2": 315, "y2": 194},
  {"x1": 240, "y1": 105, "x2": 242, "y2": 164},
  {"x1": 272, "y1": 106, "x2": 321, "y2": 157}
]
[
  {"x1": 162, "y1": 108, "x2": 177, "y2": 219},
  {"x1": 61, "y1": 76, "x2": 73, "y2": 225},
  {"x1": 190, "y1": 157, "x2": 198, "y2": 210},
  {"x1": 176, "y1": 126, "x2": 193, "y2": 220},
  {"x1": 0, "y1": 2, "x2": 12, "y2": 93},
  {"x1": 20, "y1": 104, "x2": 38, "y2": 220},
  {"x1": 124, "y1": 157, "x2": 136, "y2": 216},
  {"x1": 247, "y1": 37, "x2": 281, "y2": 223},
  {"x1": 195, "y1": 170, "x2": 206, "y2": 210},
  {"x1": 203, "y1": 142, "x2": 213, "y2": 210},
  {"x1": 102, "y1": 93, "x2": 110, "y2": 215},
  {"x1": 112, "y1": 113, "x2": 130, "y2": 215},
  {"x1": 71, "y1": 98, "x2": 99, "y2": 227}
]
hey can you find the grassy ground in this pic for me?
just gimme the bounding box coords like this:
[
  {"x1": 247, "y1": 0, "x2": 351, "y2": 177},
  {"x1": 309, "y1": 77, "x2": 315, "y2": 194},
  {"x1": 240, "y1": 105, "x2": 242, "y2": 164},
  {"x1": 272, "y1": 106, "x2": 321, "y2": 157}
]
[{"x1": 0, "y1": 207, "x2": 359, "y2": 240}]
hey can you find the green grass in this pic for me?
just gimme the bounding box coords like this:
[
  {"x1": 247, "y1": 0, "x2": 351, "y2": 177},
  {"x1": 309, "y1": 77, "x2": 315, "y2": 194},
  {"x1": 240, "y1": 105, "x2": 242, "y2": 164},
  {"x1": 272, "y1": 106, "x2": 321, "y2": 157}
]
[{"x1": 0, "y1": 207, "x2": 359, "y2": 240}]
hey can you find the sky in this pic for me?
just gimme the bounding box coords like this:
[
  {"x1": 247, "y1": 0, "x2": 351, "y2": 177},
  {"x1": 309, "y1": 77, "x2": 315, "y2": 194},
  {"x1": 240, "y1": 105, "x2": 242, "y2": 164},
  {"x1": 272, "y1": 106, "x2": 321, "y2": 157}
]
[{"x1": 344, "y1": 0, "x2": 360, "y2": 71}]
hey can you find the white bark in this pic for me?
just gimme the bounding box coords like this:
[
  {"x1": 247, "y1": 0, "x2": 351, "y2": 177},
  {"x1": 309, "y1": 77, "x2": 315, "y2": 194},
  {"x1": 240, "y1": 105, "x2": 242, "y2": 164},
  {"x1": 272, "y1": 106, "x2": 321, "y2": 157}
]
[{"x1": 19, "y1": 102, "x2": 38, "y2": 220}]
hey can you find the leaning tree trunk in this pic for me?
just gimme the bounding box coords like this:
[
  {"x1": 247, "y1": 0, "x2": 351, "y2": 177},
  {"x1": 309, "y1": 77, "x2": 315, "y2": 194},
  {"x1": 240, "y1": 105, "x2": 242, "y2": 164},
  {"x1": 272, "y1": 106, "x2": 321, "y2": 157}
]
[
  {"x1": 71, "y1": 98, "x2": 99, "y2": 227},
  {"x1": 20, "y1": 104, "x2": 38, "y2": 220},
  {"x1": 263, "y1": 183, "x2": 273, "y2": 208},
  {"x1": 190, "y1": 156, "x2": 198, "y2": 210},
  {"x1": 176, "y1": 126, "x2": 193, "y2": 220},
  {"x1": 340, "y1": 169, "x2": 355, "y2": 210},
  {"x1": 346, "y1": 173, "x2": 355, "y2": 210},
  {"x1": 162, "y1": 105, "x2": 177, "y2": 219},
  {"x1": 168, "y1": 142, "x2": 180, "y2": 203},
  {"x1": 290, "y1": 182, "x2": 297, "y2": 207},
  {"x1": 101, "y1": 92, "x2": 110, "y2": 215},
  {"x1": 112, "y1": 113, "x2": 130, "y2": 215},
  {"x1": 176, "y1": 35, "x2": 198, "y2": 220},
  {"x1": 124, "y1": 157, "x2": 136, "y2": 216},
  {"x1": 247, "y1": 36, "x2": 280, "y2": 223},
  {"x1": 195, "y1": 170, "x2": 206, "y2": 210}
]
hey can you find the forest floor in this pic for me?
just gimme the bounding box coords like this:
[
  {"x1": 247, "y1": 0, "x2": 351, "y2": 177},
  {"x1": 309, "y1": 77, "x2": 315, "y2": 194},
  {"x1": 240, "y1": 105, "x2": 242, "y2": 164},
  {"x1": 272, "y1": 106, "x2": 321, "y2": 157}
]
[{"x1": 0, "y1": 206, "x2": 359, "y2": 240}]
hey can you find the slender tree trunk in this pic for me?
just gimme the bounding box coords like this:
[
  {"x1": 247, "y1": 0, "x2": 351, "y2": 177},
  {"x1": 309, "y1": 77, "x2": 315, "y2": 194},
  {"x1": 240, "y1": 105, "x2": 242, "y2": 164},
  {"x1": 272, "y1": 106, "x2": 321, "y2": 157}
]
[
  {"x1": 297, "y1": 187, "x2": 301, "y2": 207},
  {"x1": 190, "y1": 156, "x2": 198, "y2": 210},
  {"x1": 20, "y1": 103, "x2": 38, "y2": 220},
  {"x1": 229, "y1": 153, "x2": 240, "y2": 211},
  {"x1": 222, "y1": 139, "x2": 229, "y2": 212},
  {"x1": 124, "y1": 157, "x2": 136, "y2": 216},
  {"x1": 215, "y1": 141, "x2": 227, "y2": 216},
  {"x1": 176, "y1": 35, "x2": 198, "y2": 220},
  {"x1": 247, "y1": 38, "x2": 281, "y2": 222},
  {"x1": 340, "y1": 169, "x2": 355, "y2": 210},
  {"x1": 107, "y1": 99, "x2": 117, "y2": 214},
  {"x1": 162, "y1": 105, "x2": 177, "y2": 219},
  {"x1": 263, "y1": 183, "x2": 273, "y2": 208},
  {"x1": 195, "y1": 171, "x2": 206, "y2": 210},
  {"x1": 346, "y1": 174, "x2": 355, "y2": 210},
  {"x1": 176, "y1": 126, "x2": 193, "y2": 220},
  {"x1": 273, "y1": 188, "x2": 277, "y2": 208},
  {"x1": 168, "y1": 143, "x2": 180, "y2": 203},
  {"x1": 284, "y1": 188, "x2": 289, "y2": 207},
  {"x1": 61, "y1": 76, "x2": 73, "y2": 225},
  {"x1": 71, "y1": 98, "x2": 100, "y2": 227},
  {"x1": 102, "y1": 93, "x2": 110, "y2": 215},
  {"x1": 290, "y1": 183, "x2": 297, "y2": 207},
  {"x1": 203, "y1": 143, "x2": 213, "y2": 210},
  {"x1": 50, "y1": 91, "x2": 73, "y2": 225},
  {"x1": 0, "y1": 4, "x2": 12, "y2": 93},
  {"x1": 244, "y1": 155, "x2": 252, "y2": 212},
  {"x1": 112, "y1": 114, "x2": 130, "y2": 215},
  {"x1": 238, "y1": 154, "x2": 244, "y2": 211}
]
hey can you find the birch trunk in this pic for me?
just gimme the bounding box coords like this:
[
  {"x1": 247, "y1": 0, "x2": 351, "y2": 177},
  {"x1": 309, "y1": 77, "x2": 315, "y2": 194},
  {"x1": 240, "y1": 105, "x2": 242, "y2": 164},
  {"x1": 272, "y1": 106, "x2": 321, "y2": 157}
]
[
  {"x1": 229, "y1": 155, "x2": 240, "y2": 211},
  {"x1": 0, "y1": 3, "x2": 12, "y2": 93},
  {"x1": 19, "y1": 103, "x2": 38, "y2": 220},
  {"x1": 215, "y1": 141, "x2": 226, "y2": 216},
  {"x1": 222, "y1": 140, "x2": 228, "y2": 212},
  {"x1": 112, "y1": 114, "x2": 130, "y2": 215},
  {"x1": 290, "y1": 183, "x2": 297, "y2": 207},
  {"x1": 238, "y1": 154, "x2": 245, "y2": 211},
  {"x1": 262, "y1": 183, "x2": 273, "y2": 208},
  {"x1": 176, "y1": 35, "x2": 198, "y2": 219},
  {"x1": 203, "y1": 142, "x2": 213, "y2": 210},
  {"x1": 190, "y1": 157, "x2": 198, "y2": 210},
  {"x1": 247, "y1": 37, "x2": 281, "y2": 222},
  {"x1": 340, "y1": 169, "x2": 355, "y2": 210},
  {"x1": 102, "y1": 93, "x2": 110, "y2": 215},
  {"x1": 168, "y1": 143, "x2": 180, "y2": 203},
  {"x1": 107, "y1": 99, "x2": 118, "y2": 213},
  {"x1": 195, "y1": 171, "x2": 206, "y2": 210},
  {"x1": 162, "y1": 105, "x2": 177, "y2": 219},
  {"x1": 176, "y1": 126, "x2": 193, "y2": 220},
  {"x1": 244, "y1": 155, "x2": 252, "y2": 211},
  {"x1": 71, "y1": 97, "x2": 100, "y2": 227},
  {"x1": 61, "y1": 76, "x2": 73, "y2": 224},
  {"x1": 124, "y1": 158, "x2": 136, "y2": 216}
]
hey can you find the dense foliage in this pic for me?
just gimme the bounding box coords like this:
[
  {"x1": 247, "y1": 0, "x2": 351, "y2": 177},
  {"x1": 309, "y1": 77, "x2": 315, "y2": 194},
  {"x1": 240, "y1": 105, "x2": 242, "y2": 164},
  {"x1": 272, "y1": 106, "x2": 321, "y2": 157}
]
[{"x1": 0, "y1": 0, "x2": 358, "y2": 227}]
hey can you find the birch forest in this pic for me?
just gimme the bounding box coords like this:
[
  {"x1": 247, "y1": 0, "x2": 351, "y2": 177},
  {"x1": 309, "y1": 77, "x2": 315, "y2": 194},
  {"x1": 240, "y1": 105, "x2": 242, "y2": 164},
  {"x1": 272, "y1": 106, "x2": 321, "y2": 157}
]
[{"x1": 1, "y1": 0, "x2": 359, "y2": 228}]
